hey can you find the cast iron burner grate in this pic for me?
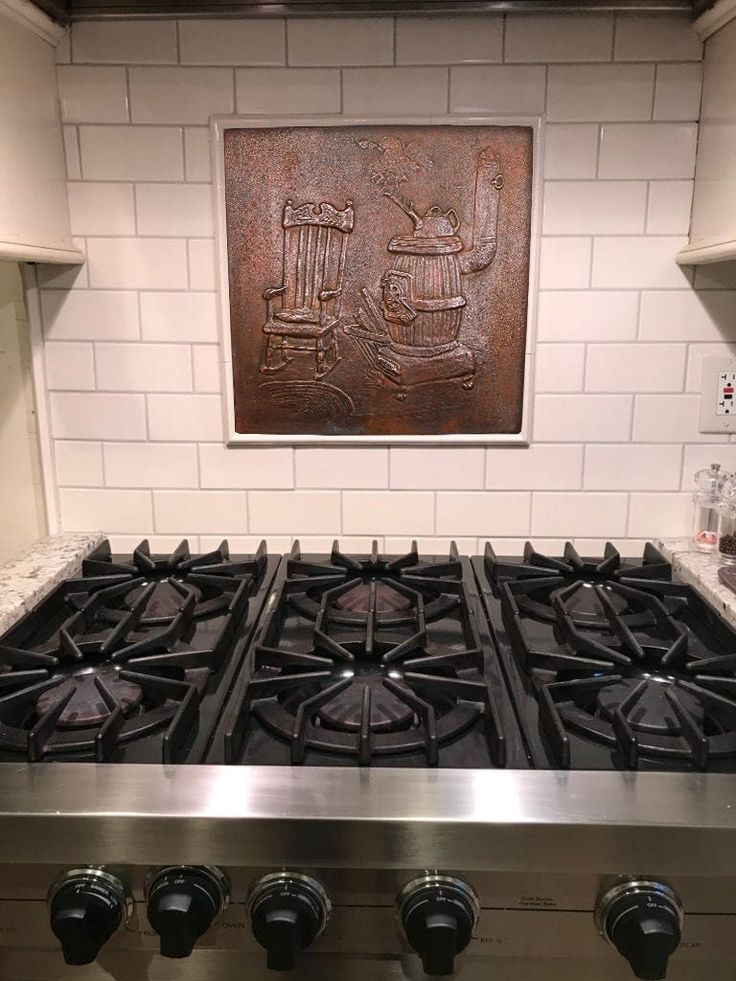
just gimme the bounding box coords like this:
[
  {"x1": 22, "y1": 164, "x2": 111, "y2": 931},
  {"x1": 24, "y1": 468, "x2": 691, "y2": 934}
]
[
  {"x1": 0, "y1": 539, "x2": 265, "y2": 762},
  {"x1": 484, "y1": 540, "x2": 736, "y2": 771},
  {"x1": 225, "y1": 540, "x2": 506, "y2": 767}
]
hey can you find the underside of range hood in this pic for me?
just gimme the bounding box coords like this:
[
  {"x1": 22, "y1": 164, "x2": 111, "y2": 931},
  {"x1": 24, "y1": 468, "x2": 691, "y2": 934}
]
[{"x1": 32, "y1": 0, "x2": 708, "y2": 26}]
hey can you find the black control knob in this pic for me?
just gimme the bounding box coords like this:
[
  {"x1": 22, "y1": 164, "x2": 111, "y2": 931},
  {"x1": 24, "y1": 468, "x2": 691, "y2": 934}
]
[
  {"x1": 48, "y1": 868, "x2": 131, "y2": 966},
  {"x1": 398, "y1": 875, "x2": 480, "y2": 977},
  {"x1": 146, "y1": 866, "x2": 229, "y2": 958},
  {"x1": 598, "y1": 880, "x2": 683, "y2": 980},
  {"x1": 248, "y1": 872, "x2": 331, "y2": 972}
]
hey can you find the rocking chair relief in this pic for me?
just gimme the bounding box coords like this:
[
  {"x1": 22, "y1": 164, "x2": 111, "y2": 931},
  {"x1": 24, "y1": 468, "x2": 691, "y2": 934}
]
[{"x1": 216, "y1": 117, "x2": 540, "y2": 443}]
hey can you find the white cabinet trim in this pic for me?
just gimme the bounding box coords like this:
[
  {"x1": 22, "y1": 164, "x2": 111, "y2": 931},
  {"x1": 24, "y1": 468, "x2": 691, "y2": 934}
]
[{"x1": 0, "y1": 0, "x2": 65, "y2": 45}]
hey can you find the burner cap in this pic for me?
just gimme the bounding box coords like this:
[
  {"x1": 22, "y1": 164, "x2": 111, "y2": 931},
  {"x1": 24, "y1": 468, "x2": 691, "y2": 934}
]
[
  {"x1": 36, "y1": 666, "x2": 143, "y2": 729},
  {"x1": 335, "y1": 582, "x2": 412, "y2": 614},
  {"x1": 560, "y1": 582, "x2": 629, "y2": 621},
  {"x1": 124, "y1": 579, "x2": 200, "y2": 619},
  {"x1": 310, "y1": 674, "x2": 415, "y2": 733},
  {"x1": 597, "y1": 677, "x2": 705, "y2": 736}
]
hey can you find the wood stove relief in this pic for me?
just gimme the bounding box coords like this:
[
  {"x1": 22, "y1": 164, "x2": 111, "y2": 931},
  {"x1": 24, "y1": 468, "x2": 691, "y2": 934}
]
[{"x1": 215, "y1": 117, "x2": 539, "y2": 443}]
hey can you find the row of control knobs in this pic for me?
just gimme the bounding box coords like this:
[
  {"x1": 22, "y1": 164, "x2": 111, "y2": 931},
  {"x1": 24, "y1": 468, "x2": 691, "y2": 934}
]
[{"x1": 48, "y1": 868, "x2": 683, "y2": 980}]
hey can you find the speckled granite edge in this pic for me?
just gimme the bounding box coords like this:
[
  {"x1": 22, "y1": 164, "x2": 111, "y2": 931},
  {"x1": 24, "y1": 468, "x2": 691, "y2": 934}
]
[
  {"x1": 657, "y1": 536, "x2": 736, "y2": 628},
  {"x1": 0, "y1": 532, "x2": 105, "y2": 636}
]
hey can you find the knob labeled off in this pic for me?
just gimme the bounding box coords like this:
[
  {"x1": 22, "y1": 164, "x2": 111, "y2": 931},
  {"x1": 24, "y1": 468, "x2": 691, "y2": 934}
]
[
  {"x1": 48, "y1": 868, "x2": 132, "y2": 966},
  {"x1": 398, "y1": 875, "x2": 479, "y2": 977},
  {"x1": 146, "y1": 866, "x2": 229, "y2": 958},
  {"x1": 597, "y1": 880, "x2": 683, "y2": 981},
  {"x1": 248, "y1": 872, "x2": 331, "y2": 972}
]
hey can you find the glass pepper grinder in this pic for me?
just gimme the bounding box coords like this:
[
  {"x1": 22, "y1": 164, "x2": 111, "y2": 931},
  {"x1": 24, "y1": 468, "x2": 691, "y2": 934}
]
[
  {"x1": 693, "y1": 462, "x2": 725, "y2": 553},
  {"x1": 719, "y1": 476, "x2": 736, "y2": 565}
]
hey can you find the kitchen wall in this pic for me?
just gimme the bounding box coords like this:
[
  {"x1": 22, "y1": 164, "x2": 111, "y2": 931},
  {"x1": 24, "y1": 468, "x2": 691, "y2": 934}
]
[
  {"x1": 0, "y1": 263, "x2": 47, "y2": 562},
  {"x1": 34, "y1": 12, "x2": 736, "y2": 557}
]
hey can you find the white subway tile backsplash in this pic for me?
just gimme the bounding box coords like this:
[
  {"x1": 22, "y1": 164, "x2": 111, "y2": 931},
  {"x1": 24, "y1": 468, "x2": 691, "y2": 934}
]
[
  {"x1": 450, "y1": 65, "x2": 545, "y2": 113},
  {"x1": 154, "y1": 490, "x2": 247, "y2": 534},
  {"x1": 532, "y1": 492, "x2": 628, "y2": 537},
  {"x1": 55, "y1": 441, "x2": 104, "y2": 487},
  {"x1": 192, "y1": 346, "x2": 221, "y2": 392},
  {"x1": 646, "y1": 181, "x2": 694, "y2": 235},
  {"x1": 50, "y1": 392, "x2": 147, "y2": 440},
  {"x1": 534, "y1": 343, "x2": 585, "y2": 392},
  {"x1": 599, "y1": 123, "x2": 698, "y2": 179},
  {"x1": 505, "y1": 13, "x2": 613, "y2": 63},
  {"x1": 390, "y1": 448, "x2": 485, "y2": 489},
  {"x1": 179, "y1": 19, "x2": 285, "y2": 66},
  {"x1": 236, "y1": 68, "x2": 340, "y2": 114},
  {"x1": 95, "y1": 343, "x2": 193, "y2": 392},
  {"x1": 585, "y1": 343, "x2": 686, "y2": 392},
  {"x1": 536, "y1": 291, "x2": 638, "y2": 342},
  {"x1": 45, "y1": 342, "x2": 95, "y2": 391},
  {"x1": 199, "y1": 445, "x2": 293, "y2": 488},
  {"x1": 539, "y1": 238, "x2": 592, "y2": 289},
  {"x1": 201, "y1": 534, "x2": 291, "y2": 552},
  {"x1": 543, "y1": 181, "x2": 647, "y2": 235},
  {"x1": 693, "y1": 263, "x2": 736, "y2": 290},
  {"x1": 614, "y1": 14, "x2": 702, "y2": 62},
  {"x1": 188, "y1": 240, "x2": 217, "y2": 290},
  {"x1": 86, "y1": 238, "x2": 188, "y2": 290},
  {"x1": 547, "y1": 64, "x2": 654, "y2": 121},
  {"x1": 633, "y1": 394, "x2": 728, "y2": 443},
  {"x1": 584, "y1": 443, "x2": 683, "y2": 490},
  {"x1": 109, "y1": 534, "x2": 196, "y2": 552},
  {"x1": 135, "y1": 184, "x2": 214, "y2": 237},
  {"x1": 42, "y1": 290, "x2": 140, "y2": 342},
  {"x1": 60, "y1": 488, "x2": 153, "y2": 533},
  {"x1": 654, "y1": 64, "x2": 703, "y2": 121},
  {"x1": 628, "y1": 492, "x2": 691, "y2": 537},
  {"x1": 345, "y1": 68, "x2": 448, "y2": 115},
  {"x1": 288, "y1": 18, "x2": 393, "y2": 66},
  {"x1": 56, "y1": 30, "x2": 71, "y2": 63},
  {"x1": 104, "y1": 442, "x2": 199, "y2": 488},
  {"x1": 57, "y1": 66, "x2": 129, "y2": 123},
  {"x1": 72, "y1": 20, "x2": 178, "y2": 64},
  {"x1": 147, "y1": 394, "x2": 223, "y2": 441},
  {"x1": 385, "y1": 537, "x2": 479, "y2": 553},
  {"x1": 436, "y1": 492, "x2": 531, "y2": 536},
  {"x1": 396, "y1": 16, "x2": 502, "y2": 65},
  {"x1": 129, "y1": 67, "x2": 234, "y2": 123},
  {"x1": 485, "y1": 445, "x2": 584, "y2": 490},
  {"x1": 68, "y1": 182, "x2": 135, "y2": 236},
  {"x1": 543, "y1": 125, "x2": 600, "y2": 180},
  {"x1": 344, "y1": 492, "x2": 435, "y2": 535},
  {"x1": 251, "y1": 491, "x2": 340, "y2": 534},
  {"x1": 79, "y1": 126, "x2": 183, "y2": 181},
  {"x1": 591, "y1": 237, "x2": 691, "y2": 289},
  {"x1": 295, "y1": 448, "x2": 388, "y2": 488},
  {"x1": 685, "y1": 343, "x2": 736, "y2": 392},
  {"x1": 184, "y1": 128, "x2": 212, "y2": 182},
  {"x1": 43, "y1": 15, "x2": 724, "y2": 546},
  {"x1": 533, "y1": 394, "x2": 633, "y2": 442},
  {"x1": 639, "y1": 290, "x2": 736, "y2": 341},
  {"x1": 140, "y1": 292, "x2": 218, "y2": 343}
]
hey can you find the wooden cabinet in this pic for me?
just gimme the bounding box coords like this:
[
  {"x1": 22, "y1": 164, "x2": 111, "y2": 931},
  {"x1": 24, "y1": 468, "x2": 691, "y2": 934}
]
[
  {"x1": 678, "y1": 0, "x2": 736, "y2": 266},
  {"x1": 0, "y1": 0, "x2": 82, "y2": 265}
]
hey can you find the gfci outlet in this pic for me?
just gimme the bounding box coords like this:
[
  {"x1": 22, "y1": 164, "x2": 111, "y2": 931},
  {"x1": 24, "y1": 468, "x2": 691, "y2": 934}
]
[{"x1": 700, "y1": 357, "x2": 736, "y2": 433}]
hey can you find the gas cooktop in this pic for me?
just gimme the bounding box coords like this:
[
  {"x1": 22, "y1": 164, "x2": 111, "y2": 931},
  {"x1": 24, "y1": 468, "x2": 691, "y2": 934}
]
[
  {"x1": 0, "y1": 539, "x2": 278, "y2": 763},
  {"x1": 211, "y1": 540, "x2": 528, "y2": 768},
  {"x1": 473, "y1": 541, "x2": 736, "y2": 772}
]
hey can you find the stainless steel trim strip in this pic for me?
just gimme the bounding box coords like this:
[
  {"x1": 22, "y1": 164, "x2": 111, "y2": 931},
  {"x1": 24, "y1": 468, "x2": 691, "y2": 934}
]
[{"x1": 0, "y1": 765, "x2": 735, "y2": 874}]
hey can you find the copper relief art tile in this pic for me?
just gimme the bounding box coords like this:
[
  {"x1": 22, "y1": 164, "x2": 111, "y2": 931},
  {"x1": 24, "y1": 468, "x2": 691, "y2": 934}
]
[{"x1": 224, "y1": 125, "x2": 533, "y2": 436}]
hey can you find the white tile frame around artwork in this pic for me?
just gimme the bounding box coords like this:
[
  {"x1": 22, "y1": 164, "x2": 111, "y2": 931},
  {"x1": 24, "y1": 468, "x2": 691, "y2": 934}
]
[{"x1": 211, "y1": 113, "x2": 544, "y2": 446}]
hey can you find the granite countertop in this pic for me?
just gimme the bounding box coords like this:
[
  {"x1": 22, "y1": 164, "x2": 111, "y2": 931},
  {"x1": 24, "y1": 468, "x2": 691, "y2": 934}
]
[
  {"x1": 657, "y1": 537, "x2": 736, "y2": 628},
  {"x1": 0, "y1": 532, "x2": 104, "y2": 636}
]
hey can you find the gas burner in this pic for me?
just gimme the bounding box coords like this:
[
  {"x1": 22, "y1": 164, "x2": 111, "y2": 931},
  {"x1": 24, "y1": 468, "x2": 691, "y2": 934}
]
[
  {"x1": 477, "y1": 540, "x2": 736, "y2": 772},
  {"x1": 224, "y1": 540, "x2": 509, "y2": 768},
  {"x1": 0, "y1": 538, "x2": 272, "y2": 763}
]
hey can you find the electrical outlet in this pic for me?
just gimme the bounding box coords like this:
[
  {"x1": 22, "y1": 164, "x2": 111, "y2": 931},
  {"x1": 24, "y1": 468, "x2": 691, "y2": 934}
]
[{"x1": 700, "y1": 357, "x2": 736, "y2": 433}]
